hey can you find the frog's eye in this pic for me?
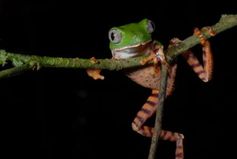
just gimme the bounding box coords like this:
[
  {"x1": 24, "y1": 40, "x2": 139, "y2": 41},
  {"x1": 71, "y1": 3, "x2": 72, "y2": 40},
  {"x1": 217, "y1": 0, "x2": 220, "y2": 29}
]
[
  {"x1": 147, "y1": 20, "x2": 155, "y2": 33},
  {"x1": 108, "y1": 29, "x2": 122, "y2": 43}
]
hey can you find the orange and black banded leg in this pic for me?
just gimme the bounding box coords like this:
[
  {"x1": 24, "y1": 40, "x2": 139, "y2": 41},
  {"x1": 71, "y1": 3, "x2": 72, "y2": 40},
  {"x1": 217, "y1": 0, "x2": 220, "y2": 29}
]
[
  {"x1": 160, "y1": 131, "x2": 184, "y2": 159},
  {"x1": 132, "y1": 89, "x2": 159, "y2": 137},
  {"x1": 182, "y1": 28, "x2": 214, "y2": 82},
  {"x1": 131, "y1": 89, "x2": 184, "y2": 159}
]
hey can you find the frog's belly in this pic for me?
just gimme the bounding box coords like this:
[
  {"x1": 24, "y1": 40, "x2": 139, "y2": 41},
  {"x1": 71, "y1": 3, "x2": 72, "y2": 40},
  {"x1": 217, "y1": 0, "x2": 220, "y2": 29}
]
[{"x1": 126, "y1": 65, "x2": 161, "y2": 89}]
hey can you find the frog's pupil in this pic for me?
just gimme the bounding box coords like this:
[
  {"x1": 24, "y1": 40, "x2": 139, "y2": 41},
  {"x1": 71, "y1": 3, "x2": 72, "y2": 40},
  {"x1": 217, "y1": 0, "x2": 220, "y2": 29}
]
[
  {"x1": 111, "y1": 32, "x2": 115, "y2": 41},
  {"x1": 109, "y1": 29, "x2": 121, "y2": 43}
]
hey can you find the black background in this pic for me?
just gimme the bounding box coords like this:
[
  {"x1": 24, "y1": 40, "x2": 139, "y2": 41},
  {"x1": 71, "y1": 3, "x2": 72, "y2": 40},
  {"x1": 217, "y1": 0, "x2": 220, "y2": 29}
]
[{"x1": 0, "y1": 1, "x2": 236, "y2": 159}]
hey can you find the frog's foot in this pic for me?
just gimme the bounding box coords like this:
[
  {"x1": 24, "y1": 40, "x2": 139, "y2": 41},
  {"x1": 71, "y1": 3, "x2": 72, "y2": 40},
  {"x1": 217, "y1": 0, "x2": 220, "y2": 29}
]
[
  {"x1": 30, "y1": 61, "x2": 41, "y2": 71},
  {"x1": 169, "y1": 37, "x2": 182, "y2": 47},
  {"x1": 89, "y1": 57, "x2": 98, "y2": 64},
  {"x1": 140, "y1": 45, "x2": 168, "y2": 66},
  {"x1": 202, "y1": 26, "x2": 216, "y2": 36},
  {"x1": 194, "y1": 27, "x2": 216, "y2": 46},
  {"x1": 155, "y1": 45, "x2": 168, "y2": 65},
  {"x1": 140, "y1": 52, "x2": 158, "y2": 65},
  {"x1": 86, "y1": 69, "x2": 104, "y2": 80},
  {"x1": 86, "y1": 57, "x2": 104, "y2": 80}
]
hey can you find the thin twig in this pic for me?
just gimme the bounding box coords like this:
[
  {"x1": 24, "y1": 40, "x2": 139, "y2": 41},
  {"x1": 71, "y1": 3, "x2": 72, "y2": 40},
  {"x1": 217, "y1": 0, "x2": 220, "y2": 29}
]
[
  {"x1": 0, "y1": 64, "x2": 32, "y2": 79},
  {"x1": 148, "y1": 65, "x2": 169, "y2": 159}
]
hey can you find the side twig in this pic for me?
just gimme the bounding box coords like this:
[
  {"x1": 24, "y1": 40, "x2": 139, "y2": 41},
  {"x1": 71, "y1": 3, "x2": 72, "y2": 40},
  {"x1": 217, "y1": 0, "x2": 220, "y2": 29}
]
[{"x1": 0, "y1": 64, "x2": 33, "y2": 79}]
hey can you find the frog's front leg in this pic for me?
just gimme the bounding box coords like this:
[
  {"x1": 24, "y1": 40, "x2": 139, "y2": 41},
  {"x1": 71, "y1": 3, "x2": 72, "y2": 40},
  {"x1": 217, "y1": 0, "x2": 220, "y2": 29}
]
[
  {"x1": 132, "y1": 89, "x2": 184, "y2": 159},
  {"x1": 86, "y1": 57, "x2": 105, "y2": 80},
  {"x1": 140, "y1": 42, "x2": 168, "y2": 66},
  {"x1": 182, "y1": 27, "x2": 214, "y2": 82}
]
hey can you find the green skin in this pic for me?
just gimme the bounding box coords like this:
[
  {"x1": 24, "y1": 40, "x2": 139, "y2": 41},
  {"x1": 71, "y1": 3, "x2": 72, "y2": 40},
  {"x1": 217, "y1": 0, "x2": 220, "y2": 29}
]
[
  {"x1": 109, "y1": 19, "x2": 162, "y2": 59},
  {"x1": 108, "y1": 19, "x2": 167, "y2": 90}
]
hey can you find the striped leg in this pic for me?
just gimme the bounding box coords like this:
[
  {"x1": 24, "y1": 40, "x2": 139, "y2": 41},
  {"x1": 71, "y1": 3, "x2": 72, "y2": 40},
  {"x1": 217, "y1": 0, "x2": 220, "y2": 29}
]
[
  {"x1": 160, "y1": 131, "x2": 184, "y2": 159},
  {"x1": 182, "y1": 28, "x2": 214, "y2": 82},
  {"x1": 131, "y1": 89, "x2": 159, "y2": 136},
  {"x1": 131, "y1": 89, "x2": 184, "y2": 159}
]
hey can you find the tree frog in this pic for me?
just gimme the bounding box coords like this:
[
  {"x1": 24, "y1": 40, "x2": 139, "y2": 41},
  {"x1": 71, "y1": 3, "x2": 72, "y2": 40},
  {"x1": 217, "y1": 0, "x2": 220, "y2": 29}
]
[{"x1": 88, "y1": 19, "x2": 214, "y2": 159}]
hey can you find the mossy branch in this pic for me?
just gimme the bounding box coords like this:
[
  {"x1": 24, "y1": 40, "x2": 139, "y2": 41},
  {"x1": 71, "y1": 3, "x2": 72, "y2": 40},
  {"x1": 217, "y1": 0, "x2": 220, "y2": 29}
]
[{"x1": 0, "y1": 14, "x2": 236, "y2": 79}]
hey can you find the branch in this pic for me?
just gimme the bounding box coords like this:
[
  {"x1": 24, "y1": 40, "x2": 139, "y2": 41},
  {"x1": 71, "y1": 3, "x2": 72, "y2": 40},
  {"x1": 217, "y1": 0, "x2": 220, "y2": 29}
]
[
  {"x1": 0, "y1": 14, "x2": 236, "y2": 76},
  {"x1": 0, "y1": 14, "x2": 236, "y2": 159},
  {"x1": 0, "y1": 49, "x2": 146, "y2": 70}
]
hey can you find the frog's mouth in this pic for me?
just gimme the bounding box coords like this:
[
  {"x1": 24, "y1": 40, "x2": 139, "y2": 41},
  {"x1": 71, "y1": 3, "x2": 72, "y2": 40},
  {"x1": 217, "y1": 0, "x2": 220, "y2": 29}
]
[{"x1": 112, "y1": 40, "x2": 152, "y2": 59}]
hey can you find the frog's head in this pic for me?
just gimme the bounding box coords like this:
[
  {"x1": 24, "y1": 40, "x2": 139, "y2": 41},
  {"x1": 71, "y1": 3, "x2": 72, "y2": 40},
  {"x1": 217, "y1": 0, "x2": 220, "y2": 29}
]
[{"x1": 108, "y1": 19, "x2": 155, "y2": 59}]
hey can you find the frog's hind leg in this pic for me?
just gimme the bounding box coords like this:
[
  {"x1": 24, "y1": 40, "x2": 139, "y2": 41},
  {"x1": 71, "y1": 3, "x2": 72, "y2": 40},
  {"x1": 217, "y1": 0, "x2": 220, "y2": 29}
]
[
  {"x1": 160, "y1": 131, "x2": 184, "y2": 159},
  {"x1": 135, "y1": 126, "x2": 184, "y2": 159},
  {"x1": 131, "y1": 89, "x2": 184, "y2": 159},
  {"x1": 131, "y1": 89, "x2": 159, "y2": 136}
]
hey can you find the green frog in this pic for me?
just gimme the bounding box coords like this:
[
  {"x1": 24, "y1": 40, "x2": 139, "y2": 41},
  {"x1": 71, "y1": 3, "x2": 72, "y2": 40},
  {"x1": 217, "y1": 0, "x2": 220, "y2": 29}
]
[{"x1": 88, "y1": 19, "x2": 214, "y2": 159}]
